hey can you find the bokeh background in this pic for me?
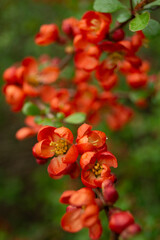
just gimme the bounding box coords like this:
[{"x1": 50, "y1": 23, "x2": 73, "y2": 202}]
[{"x1": 0, "y1": 0, "x2": 160, "y2": 239}]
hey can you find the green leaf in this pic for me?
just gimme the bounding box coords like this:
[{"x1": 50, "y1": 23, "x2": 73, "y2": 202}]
[
  {"x1": 41, "y1": 118, "x2": 55, "y2": 126},
  {"x1": 34, "y1": 116, "x2": 55, "y2": 126},
  {"x1": 64, "y1": 112, "x2": 86, "y2": 124},
  {"x1": 143, "y1": 19, "x2": 160, "y2": 38},
  {"x1": 93, "y1": 0, "x2": 125, "y2": 13},
  {"x1": 22, "y1": 102, "x2": 41, "y2": 116},
  {"x1": 34, "y1": 116, "x2": 43, "y2": 124},
  {"x1": 144, "y1": 0, "x2": 160, "y2": 8},
  {"x1": 129, "y1": 12, "x2": 150, "y2": 32},
  {"x1": 130, "y1": 91, "x2": 148, "y2": 102},
  {"x1": 117, "y1": 11, "x2": 131, "y2": 23},
  {"x1": 56, "y1": 112, "x2": 65, "y2": 120}
]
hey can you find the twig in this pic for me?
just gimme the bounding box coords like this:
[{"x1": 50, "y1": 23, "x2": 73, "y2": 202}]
[
  {"x1": 94, "y1": 188, "x2": 120, "y2": 240},
  {"x1": 130, "y1": 0, "x2": 134, "y2": 15},
  {"x1": 59, "y1": 53, "x2": 73, "y2": 70}
]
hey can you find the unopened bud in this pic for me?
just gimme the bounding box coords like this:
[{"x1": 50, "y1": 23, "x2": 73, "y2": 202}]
[
  {"x1": 109, "y1": 211, "x2": 135, "y2": 234},
  {"x1": 121, "y1": 223, "x2": 141, "y2": 239},
  {"x1": 112, "y1": 29, "x2": 125, "y2": 42},
  {"x1": 102, "y1": 179, "x2": 118, "y2": 205}
]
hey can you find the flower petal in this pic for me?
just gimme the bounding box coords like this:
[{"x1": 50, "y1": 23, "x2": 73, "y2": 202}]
[
  {"x1": 69, "y1": 188, "x2": 95, "y2": 206},
  {"x1": 89, "y1": 220, "x2": 103, "y2": 240},
  {"x1": 54, "y1": 127, "x2": 74, "y2": 143},
  {"x1": 82, "y1": 204, "x2": 99, "y2": 227},
  {"x1": 48, "y1": 156, "x2": 68, "y2": 177},
  {"x1": 63, "y1": 145, "x2": 78, "y2": 163},
  {"x1": 61, "y1": 209, "x2": 83, "y2": 232},
  {"x1": 80, "y1": 152, "x2": 96, "y2": 170},
  {"x1": 98, "y1": 151, "x2": 118, "y2": 168},
  {"x1": 33, "y1": 139, "x2": 54, "y2": 158},
  {"x1": 77, "y1": 123, "x2": 92, "y2": 141},
  {"x1": 81, "y1": 170, "x2": 97, "y2": 188},
  {"x1": 37, "y1": 126, "x2": 56, "y2": 141},
  {"x1": 60, "y1": 190, "x2": 76, "y2": 204}
]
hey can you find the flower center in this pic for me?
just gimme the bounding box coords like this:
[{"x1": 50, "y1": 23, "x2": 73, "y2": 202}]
[
  {"x1": 50, "y1": 139, "x2": 68, "y2": 156},
  {"x1": 109, "y1": 52, "x2": 124, "y2": 64},
  {"x1": 27, "y1": 75, "x2": 39, "y2": 86},
  {"x1": 92, "y1": 162, "x2": 103, "y2": 177},
  {"x1": 90, "y1": 19, "x2": 100, "y2": 31}
]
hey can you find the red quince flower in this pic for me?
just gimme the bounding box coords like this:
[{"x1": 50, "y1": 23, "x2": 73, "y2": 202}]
[
  {"x1": 106, "y1": 103, "x2": 133, "y2": 131},
  {"x1": 15, "y1": 116, "x2": 41, "y2": 140},
  {"x1": 126, "y1": 72, "x2": 148, "y2": 89},
  {"x1": 60, "y1": 188, "x2": 102, "y2": 240},
  {"x1": 74, "y1": 34, "x2": 100, "y2": 71},
  {"x1": 96, "y1": 60, "x2": 118, "y2": 90},
  {"x1": 35, "y1": 24, "x2": 59, "y2": 45},
  {"x1": 22, "y1": 56, "x2": 59, "y2": 86},
  {"x1": 3, "y1": 84, "x2": 25, "y2": 112},
  {"x1": 73, "y1": 69, "x2": 91, "y2": 84},
  {"x1": 62, "y1": 17, "x2": 80, "y2": 37},
  {"x1": 33, "y1": 126, "x2": 78, "y2": 176},
  {"x1": 79, "y1": 11, "x2": 111, "y2": 43},
  {"x1": 39, "y1": 85, "x2": 56, "y2": 103},
  {"x1": 80, "y1": 151, "x2": 118, "y2": 188},
  {"x1": 33, "y1": 125, "x2": 78, "y2": 160},
  {"x1": 50, "y1": 89, "x2": 72, "y2": 116},
  {"x1": 76, "y1": 123, "x2": 107, "y2": 154}
]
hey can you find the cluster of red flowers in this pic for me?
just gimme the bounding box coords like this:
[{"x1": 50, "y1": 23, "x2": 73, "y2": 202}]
[
  {"x1": 3, "y1": 10, "x2": 157, "y2": 133},
  {"x1": 32, "y1": 123, "x2": 141, "y2": 239},
  {"x1": 3, "y1": 7, "x2": 154, "y2": 239}
]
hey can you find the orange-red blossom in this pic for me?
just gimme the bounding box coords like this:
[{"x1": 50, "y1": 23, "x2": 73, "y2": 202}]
[
  {"x1": 32, "y1": 126, "x2": 79, "y2": 177},
  {"x1": 60, "y1": 188, "x2": 102, "y2": 240}
]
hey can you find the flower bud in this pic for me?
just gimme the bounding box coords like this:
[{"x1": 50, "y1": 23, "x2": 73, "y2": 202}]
[
  {"x1": 109, "y1": 211, "x2": 134, "y2": 234},
  {"x1": 3, "y1": 66, "x2": 17, "y2": 84},
  {"x1": 121, "y1": 223, "x2": 141, "y2": 239},
  {"x1": 66, "y1": 205, "x2": 77, "y2": 212},
  {"x1": 36, "y1": 158, "x2": 48, "y2": 165},
  {"x1": 102, "y1": 179, "x2": 118, "y2": 205},
  {"x1": 112, "y1": 29, "x2": 125, "y2": 42}
]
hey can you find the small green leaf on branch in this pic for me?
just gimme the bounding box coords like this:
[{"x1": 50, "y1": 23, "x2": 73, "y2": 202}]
[
  {"x1": 22, "y1": 102, "x2": 41, "y2": 116},
  {"x1": 143, "y1": 19, "x2": 160, "y2": 38},
  {"x1": 117, "y1": 11, "x2": 131, "y2": 23},
  {"x1": 129, "y1": 12, "x2": 150, "y2": 32},
  {"x1": 144, "y1": 0, "x2": 160, "y2": 8},
  {"x1": 64, "y1": 112, "x2": 86, "y2": 124},
  {"x1": 93, "y1": 0, "x2": 125, "y2": 13}
]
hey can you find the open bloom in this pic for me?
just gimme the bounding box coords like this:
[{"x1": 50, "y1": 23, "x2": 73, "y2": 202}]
[
  {"x1": 60, "y1": 188, "x2": 102, "y2": 240},
  {"x1": 35, "y1": 24, "x2": 59, "y2": 45},
  {"x1": 33, "y1": 126, "x2": 79, "y2": 177},
  {"x1": 33, "y1": 125, "x2": 78, "y2": 166},
  {"x1": 76, "y1": 123, "x2": 107, "y2": 154},
  {"x1": 74, "y1": 34, "x2": 100, "y2": 71},
  {"x1": 80, "y1": 151, "x2": 118, "y2": 188},
  {"x1": 79, "y1": 11, "x2": 111, "y2": 43}
]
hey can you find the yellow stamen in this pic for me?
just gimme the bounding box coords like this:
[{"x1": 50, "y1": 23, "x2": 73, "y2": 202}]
[
  {"x1": 91, "y1": 162, "x2": 103, "y2": 177},
  {"x1": 50, "y1": 139, "x2": 68, "y2": 156}
]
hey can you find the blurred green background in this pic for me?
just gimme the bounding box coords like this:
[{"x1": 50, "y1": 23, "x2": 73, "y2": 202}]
[{"x1": 0, "y1": 0, "x2": 160, "y2": 239}]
